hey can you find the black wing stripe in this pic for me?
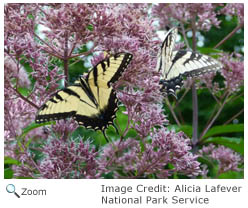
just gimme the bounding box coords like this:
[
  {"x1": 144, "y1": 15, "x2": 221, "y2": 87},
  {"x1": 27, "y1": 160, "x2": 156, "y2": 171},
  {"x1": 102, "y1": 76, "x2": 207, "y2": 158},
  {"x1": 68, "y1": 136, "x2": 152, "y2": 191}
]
[
  {"x1": 40, "y1": 104, "x2": 48, "y2": 110},
  {"x1": 166, "y1": 50, "x2": 187, "y2": 77},
  {"x1": 183, "y1": 52, "x2": 198, "y2": 65},
  {"x1": 93, "y1": 65, "x2": 99, "y2": 87},
  {"x1": 64, "y1": 84, "x2": 98, "y2": 109},
  {"x1": 62, "y1": 88, "x2": 81, "y2": 99},
  {"x1": 57, "y1": 86, "x2": 98, "y2": 109},
  {"x1": 106, "y1": 56, "x2": 110, "y2": 67},
  {"x1": 79, "y1": 77, "x2": 99, "y2": 107},
  {"x1": 50, "y1": 98, "x2": 58, "y2": 103},
  {"x1": 36, "y1": 111, "x2": 76, "y2": 123},
  {"x1": 157, "y1": 55, "x2": 162, "y2": 72},
  {"x1": 100, "y1": 61, "x2": 107, "y2": 73},
  {"x1": 107, "y1": 53, "x2": 133, "y2": 87},
  {"x1": 171, "y1": 50, "x2": 188, "y2": 64},
  {"x1": 55, "y1": 93, "x2": 63, "y2": 101},
  {"x1": 92, "y1": 65, "x2": 101, "y2": 106}
]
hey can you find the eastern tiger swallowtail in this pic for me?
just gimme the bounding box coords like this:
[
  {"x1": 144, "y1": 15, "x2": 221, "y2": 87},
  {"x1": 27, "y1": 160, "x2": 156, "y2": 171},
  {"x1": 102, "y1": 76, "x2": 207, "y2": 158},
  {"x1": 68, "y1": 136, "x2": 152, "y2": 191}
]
[
  {"x1": 156, "y1": 27, "x2": 223, "y2": 97},
  {"x1": 35, "y1": 52, "x2": 133, "y2": 138}
]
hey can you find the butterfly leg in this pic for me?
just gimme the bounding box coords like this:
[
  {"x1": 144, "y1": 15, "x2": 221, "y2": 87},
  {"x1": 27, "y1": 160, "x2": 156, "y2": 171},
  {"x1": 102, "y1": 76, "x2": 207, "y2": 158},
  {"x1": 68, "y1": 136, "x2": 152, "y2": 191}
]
[{"x1": 102, "y1": 130, "x2": 110, "y2": 143}]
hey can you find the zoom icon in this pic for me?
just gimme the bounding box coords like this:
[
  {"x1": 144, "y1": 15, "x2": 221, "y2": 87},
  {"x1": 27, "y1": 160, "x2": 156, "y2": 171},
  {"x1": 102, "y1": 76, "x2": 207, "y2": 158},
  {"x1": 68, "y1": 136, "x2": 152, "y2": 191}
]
[{"x1": 6, "y1": 184, "x2": 20, "y2": 198}]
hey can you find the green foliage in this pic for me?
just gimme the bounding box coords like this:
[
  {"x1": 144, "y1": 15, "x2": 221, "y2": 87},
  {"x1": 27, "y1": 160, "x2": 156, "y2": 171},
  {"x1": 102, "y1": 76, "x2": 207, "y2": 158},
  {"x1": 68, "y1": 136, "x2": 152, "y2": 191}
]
[
  {"x1": 17, "y1": 87, "x2": 30, "y2": 97},
  {"x1": 4, "y1": 157, "x2": 20, "y2": 179},
  {"x1": 4, "y1": 168, "x2": 14, "y2": 179},
  {"x1": 68, "y1": 44, "x2": 89, "y2": 84},
  {"x1": 203, "y1": 137, "x2": 244, "y2": 155},
  {"x1": 167, "y1": 124, "x2": 193, "y2": 138},
  {"x1": 218, "y1": 170, "x2": 244, "y2": 179},
  {"x1": 68, "y1": 59, "x2": 88, "y2": 83},
  {"x1": 4, "y1": 156, "x2": 21, "y2": 165},
  {"x1": 198, "y1": 156, "x2": 219, "y2": 178},
  {"x1": 203, "y1": 15, "x2": 244, "y2": 54},
  {"x1": 87, "y1": 24, "x2": 94, "y2": 31},
  {"x1": 202, "y1": 124, "x2": 244, "y2": 139},
  {"x1": 200, "y1": 124, "x2": 244, "y2": 155}
]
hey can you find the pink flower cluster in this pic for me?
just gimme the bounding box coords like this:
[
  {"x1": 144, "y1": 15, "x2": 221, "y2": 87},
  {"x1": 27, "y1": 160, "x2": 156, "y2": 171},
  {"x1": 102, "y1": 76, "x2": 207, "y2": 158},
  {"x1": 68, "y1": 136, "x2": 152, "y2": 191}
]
[
  {"x1": 12, "y1": 139, "x2": 98, "y2": 179},
  {"x1": 38, "y1": 139, "x2": 98, "y2": 178},
  {"x1": 152, "y1": 3, "x2": 244, "y2": 31},
  {"x1": 152, "y1": 3, "x2": 221, "y2": 31},
  {"x1": 220, "y1": 53, "x2": 244, "y2": 93},
  {"x1": 188, "y1": 52, "x2": 244, "y2": 94},
  {"x1": 199, "y1": 144, "x2": 242, "y2": 174},
  {"x1": 98, "y1": 129, "x2": 202, "y2": 178},
  {"x1": 220, "y1": 3, "x2": 244, "y2": 25}
]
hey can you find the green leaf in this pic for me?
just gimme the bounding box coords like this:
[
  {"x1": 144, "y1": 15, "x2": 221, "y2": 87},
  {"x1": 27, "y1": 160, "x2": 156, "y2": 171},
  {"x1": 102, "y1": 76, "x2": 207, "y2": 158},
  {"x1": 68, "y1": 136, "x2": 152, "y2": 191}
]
[
  {"x1": 167, "y1": 125, "x2": 193, "y2": 138},
  {"x1": 140, "y1": 140, "x2": 145, "y2": 153},
  {"x1": 202, "y1": 124, "x2": 244, "y2": 139},
  {"x1": 16, "y1": 176, "x2": 34, "y2": 179},
  {"x1": 198, "y1": 156, "x2": 219, "y2": 178},
  {"x1": 87, "y1": 24, "x2": 94, "y2": 31},
  {"x1": 218, "y1": 170, "x2": 244, "y2": 179},
  {"x1": 4, "y1": 168, "x2": 14, "y2": 179},
  {"x1": 115, "y1": 106, "x2": 128, "y2": 132},
  {"x1": 27, "y1": 14, "x2": 34, "y2": 20},
  {"x1": 19, "y1": 122, "x2": 55, "y2": 139},
  {"x1": 17, "y1": 87, "x2": 30, "y2": 96},
  {"x1": 4, "y1": 157, "x2": 21, "y2": 165},
  {"x1": 203, "y1": 136, "x2": 244, "y2": 155},
  {"x1": 197, "y1": 47, "x2": 223, "y2": 55},
  {"x1": 180, "y1": 125, "x2": 193, "y2": 137},
  {"x1": 16, "y1": 122, "x2": 55, "y2": 150}
]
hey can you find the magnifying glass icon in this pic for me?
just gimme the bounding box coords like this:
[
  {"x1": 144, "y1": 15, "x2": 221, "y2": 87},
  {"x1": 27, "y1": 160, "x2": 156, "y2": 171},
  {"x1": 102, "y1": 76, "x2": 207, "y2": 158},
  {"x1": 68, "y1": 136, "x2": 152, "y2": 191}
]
[{"x1": 6, "y1": 184, "x2": 20, "y2": 198}]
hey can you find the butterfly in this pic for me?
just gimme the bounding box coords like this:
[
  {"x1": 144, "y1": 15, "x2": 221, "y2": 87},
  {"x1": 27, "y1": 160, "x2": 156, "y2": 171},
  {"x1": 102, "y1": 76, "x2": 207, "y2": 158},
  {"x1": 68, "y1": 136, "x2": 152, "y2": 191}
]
[
  {"x1": 36, "y1": 52, "x2": 133, "y2": 139},
  {"x1": 156, "y1": 27, "x2": 222, "y2": 98}
]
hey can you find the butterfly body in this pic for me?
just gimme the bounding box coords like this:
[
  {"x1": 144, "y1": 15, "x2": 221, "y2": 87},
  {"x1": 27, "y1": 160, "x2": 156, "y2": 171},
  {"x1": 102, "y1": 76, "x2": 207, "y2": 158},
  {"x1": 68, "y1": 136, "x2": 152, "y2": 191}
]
[{"x1": 159, "y1": 74, "x2": 184, "y2": 96}]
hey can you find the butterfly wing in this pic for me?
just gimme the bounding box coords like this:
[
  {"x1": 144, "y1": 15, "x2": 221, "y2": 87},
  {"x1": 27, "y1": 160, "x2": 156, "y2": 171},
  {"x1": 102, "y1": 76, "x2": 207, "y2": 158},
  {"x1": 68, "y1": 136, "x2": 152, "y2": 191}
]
[
  {"x1": 166, "y1": 50, "x2": 223, "y2": 80},
  {"x1": 85, "y1": 53, "x2": 133, "y2": 90},
  {"x1": 156, "y1": 27, "x2": 178, "y2": 78},
  {"x1": 74, "y1": 53, "x2": 133, "y2": 131},
  {"x1": 156, "y1": 27, "x2": 222, "y2": 96},
  {"x1": 36, "y1": 53, "x2": 133, "y2": 132},
  {"x1": 35, "y1": 81, "x2": 99, "y2": 124},
  {"x1": 159, "y1": 50, "x2": 222, "y2": 96}
]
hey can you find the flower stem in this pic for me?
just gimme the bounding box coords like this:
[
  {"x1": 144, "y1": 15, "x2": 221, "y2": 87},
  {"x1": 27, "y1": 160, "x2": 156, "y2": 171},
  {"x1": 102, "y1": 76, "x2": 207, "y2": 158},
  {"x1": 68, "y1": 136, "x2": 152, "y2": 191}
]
[
  {"x1": 64, "y1": 31, "x2": 69, "y2": 86},
  {"x1": 12, "y1": 86, "x2": 39, "y2": 109},
  {"x1": 191, "y1": 14, "x2": 198, "y2": 147},
  {"x1": 199, "y1": 92, "x2": 231, "y2": 142},
  {"x1": 224, "y1": 108, "x2": 244, "y2": 125},
  {"x1": 165, "y1": 98, "x2": 181, "y2": 126},
  {"x1": 214, "y1": 24, "x2": 243, "y2": 49}
]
